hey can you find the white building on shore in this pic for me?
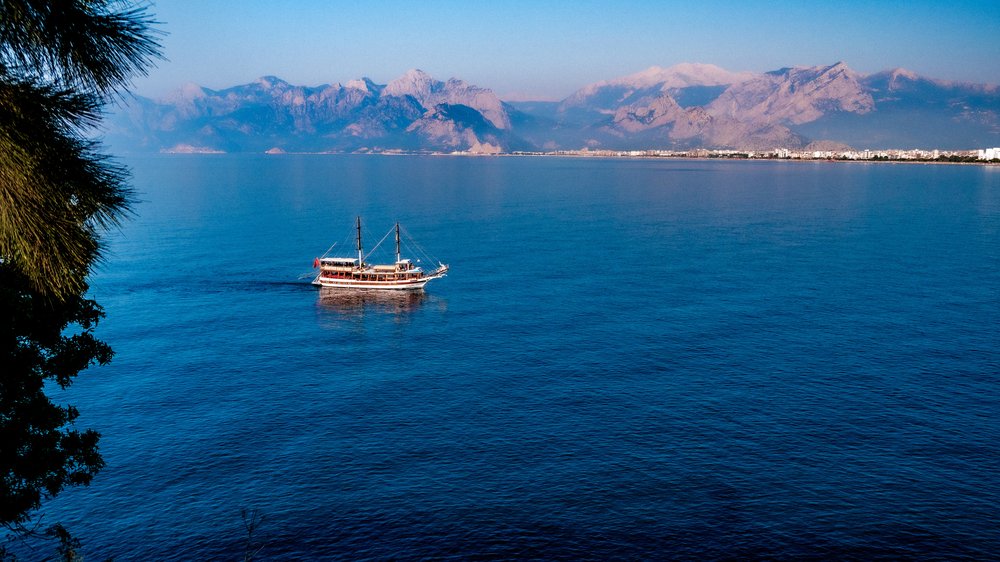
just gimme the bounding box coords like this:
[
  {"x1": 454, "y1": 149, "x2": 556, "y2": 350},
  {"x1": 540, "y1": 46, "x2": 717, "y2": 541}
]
[{"x1": 979, "y1": 147, "x2": 1000, "y2": 160}]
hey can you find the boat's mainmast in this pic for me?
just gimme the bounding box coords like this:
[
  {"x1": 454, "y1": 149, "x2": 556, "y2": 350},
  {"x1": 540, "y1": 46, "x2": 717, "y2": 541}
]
[
  {"x1": 356, "y1": 216, "x2": 363, "y2": 266},
  {"x1": 395, "y1": 222, "x2": 401, "y2": 264}
]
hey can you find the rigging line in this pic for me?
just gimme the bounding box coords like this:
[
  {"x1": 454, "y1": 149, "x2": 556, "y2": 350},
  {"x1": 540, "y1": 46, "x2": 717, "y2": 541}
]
[
  {"x1": 363, "y1": 226, "x2": 395, "y2": 262},
  {"x1": 397, "y1": 224, "x2": 422, "y2": 256},
  {"x1": 402, "y1": 237, "x2": 436, "y2": 266},
  {"x1": 360, "y1": 222, "x2": 383, "y2": 259},
  {"x1": 336, "y1": 223, "x2": 356, "y2": 256},
  {"x1": 399, "y1": 224, "x2": 441, "y2": 265},
  {"x1": 319, "y1": 241, "x2": 338, "y2": 258}
]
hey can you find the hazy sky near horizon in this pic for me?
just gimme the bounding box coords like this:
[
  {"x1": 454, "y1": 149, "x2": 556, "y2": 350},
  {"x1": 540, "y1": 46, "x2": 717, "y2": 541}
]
[{"x1": 135, "y1": 0, "x2": 1000, "y2": 100}]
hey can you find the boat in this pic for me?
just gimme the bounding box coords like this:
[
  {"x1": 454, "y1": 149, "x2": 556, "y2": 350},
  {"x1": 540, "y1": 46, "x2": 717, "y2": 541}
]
[{"x1": 312, "y1": 217, "x2": 449, "y2": 290}]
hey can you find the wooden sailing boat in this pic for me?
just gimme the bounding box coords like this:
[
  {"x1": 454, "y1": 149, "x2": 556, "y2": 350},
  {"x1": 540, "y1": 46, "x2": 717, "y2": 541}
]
[{"x1": 312, "y1": 217, "x2": 448, "y2": 290}]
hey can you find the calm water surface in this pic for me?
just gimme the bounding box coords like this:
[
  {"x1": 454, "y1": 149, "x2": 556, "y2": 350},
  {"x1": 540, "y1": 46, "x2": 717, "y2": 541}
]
[{"x1": 23, "y1": 156, "x2": 1000, "y2": 559}]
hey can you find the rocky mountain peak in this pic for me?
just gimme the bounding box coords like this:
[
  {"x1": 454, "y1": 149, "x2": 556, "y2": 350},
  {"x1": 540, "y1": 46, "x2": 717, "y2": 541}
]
[
  {"x1": 383, "y1": 69, "x2": 509, "y2": 130},
  {"x1": 255, "y1": 75, "x2": 291, "y2": 90},
  {"x1": 162, "y1": 81, "x2": 207, "y2": 103},
  {"x1": 819, "y1": 61, "x2": 860, "y2": 80},
  {"x1": 345, "y1": 77, "x2": 380, "y2": 93},
  {"x1": 561, "y1": 63, "x2": 755, "y2": 112},
  {"x1": 384, "y1": 69, "x2": 437, "y2": 98},
  {"x1": 657, "y1": 62, "x2": 755, "y2": 88},
  {"x1": 883, "y1": 68, "x2": 922, "y2": 90},
  {"x1": 710, "y1": 62, "x2": 873, "y2": 125}
]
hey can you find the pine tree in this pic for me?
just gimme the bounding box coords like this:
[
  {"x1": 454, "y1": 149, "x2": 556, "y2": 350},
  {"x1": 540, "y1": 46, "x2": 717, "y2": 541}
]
[{"x1": 0, "y1": 0, "x2": 161, "y2": 531}]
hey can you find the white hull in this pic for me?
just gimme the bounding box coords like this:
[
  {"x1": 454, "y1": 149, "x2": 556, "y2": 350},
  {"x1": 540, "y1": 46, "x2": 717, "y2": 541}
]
[{"x1": 311, "y1": 277, "x2": 432, "y2": 290}]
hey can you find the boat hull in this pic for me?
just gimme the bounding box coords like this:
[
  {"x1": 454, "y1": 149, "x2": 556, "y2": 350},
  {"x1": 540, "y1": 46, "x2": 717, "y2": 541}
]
[{"x1": 311, "y1": 277, "x2": 432, "y2": 290}]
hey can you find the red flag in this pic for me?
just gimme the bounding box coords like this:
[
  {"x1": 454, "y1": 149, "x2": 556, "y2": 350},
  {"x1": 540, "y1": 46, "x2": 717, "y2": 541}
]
[{"x1": 313, "y1": 257, "x2": 320, "y2": 268}]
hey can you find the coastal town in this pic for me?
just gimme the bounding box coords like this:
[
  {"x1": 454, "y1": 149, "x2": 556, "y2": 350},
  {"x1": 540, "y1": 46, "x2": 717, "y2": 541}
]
[{"x1": 512, "y1": 147, "x2": 1000, "y2": 163}]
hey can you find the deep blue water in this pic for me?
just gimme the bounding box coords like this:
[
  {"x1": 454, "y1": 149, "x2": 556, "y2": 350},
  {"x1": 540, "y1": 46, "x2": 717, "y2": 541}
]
[{"x1": 18, "y1": 156, "x2": 1000, "y2": 559}]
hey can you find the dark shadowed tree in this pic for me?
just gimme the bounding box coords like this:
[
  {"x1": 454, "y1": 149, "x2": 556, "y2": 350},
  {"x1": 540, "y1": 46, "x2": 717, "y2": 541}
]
[{"x1": 0, "y1": 0, "x2": 161, "y2": 538}]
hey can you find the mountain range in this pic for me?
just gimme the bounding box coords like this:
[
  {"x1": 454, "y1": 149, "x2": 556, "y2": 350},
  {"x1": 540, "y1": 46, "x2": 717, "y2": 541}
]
[{"x1": 104, "y1": 62, "x2": 1000, "y2": 153}]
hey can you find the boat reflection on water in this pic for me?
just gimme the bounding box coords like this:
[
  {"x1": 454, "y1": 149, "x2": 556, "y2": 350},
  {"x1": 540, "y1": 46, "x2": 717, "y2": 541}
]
[{"x1": 315, "y1": 287, "x2": 437, "y2": 321}]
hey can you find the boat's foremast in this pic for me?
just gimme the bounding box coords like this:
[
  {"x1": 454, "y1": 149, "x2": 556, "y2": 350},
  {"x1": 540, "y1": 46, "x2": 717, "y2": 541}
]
[{"x1": 395, "y1": 222, "x2": 401, "y2": 265}]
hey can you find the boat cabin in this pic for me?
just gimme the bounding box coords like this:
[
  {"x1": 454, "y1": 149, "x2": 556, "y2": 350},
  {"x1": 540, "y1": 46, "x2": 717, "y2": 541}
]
[
  {"x1": 317, "y1": 255, "x2": 424, "y2": 282},
  {"x1": 320, "y1": 257, "x2": 359, "y2": 271}
]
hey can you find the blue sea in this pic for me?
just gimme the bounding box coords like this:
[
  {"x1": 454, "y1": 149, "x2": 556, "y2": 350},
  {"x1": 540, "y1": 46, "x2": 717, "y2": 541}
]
[{"x1": 19, "y1": 156, "x2": 1000, "y2": 559}]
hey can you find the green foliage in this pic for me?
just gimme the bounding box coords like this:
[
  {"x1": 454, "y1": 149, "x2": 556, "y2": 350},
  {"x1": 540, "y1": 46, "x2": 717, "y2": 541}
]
[
  {"x1": 0, "y1": 0, "x2": 162, "y2": 96},
  {"x1": 0, "y1": 0, "x2": 162, "y2": 541},
  {"x1": 0, "y1": 78, "x2": 132, "y2": 299},
  {"x1": 0, "y1": 0, "x2": 161, "y2": 300}
]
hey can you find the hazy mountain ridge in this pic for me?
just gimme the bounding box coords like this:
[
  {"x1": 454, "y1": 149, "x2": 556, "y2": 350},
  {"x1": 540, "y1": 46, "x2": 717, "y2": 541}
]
[
  {"x1": 106, "y1": 63, "x2": 1000, "y2": 153},
  {"x1": 108, "y1": 70, "x2": 519, "y2": 153}
]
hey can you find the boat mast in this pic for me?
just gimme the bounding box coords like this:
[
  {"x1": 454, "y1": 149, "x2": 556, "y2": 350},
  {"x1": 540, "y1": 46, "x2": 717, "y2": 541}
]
[
  {"x1": 395, "y1": 222, "x2": 401, "y2": 264},
  {"x1": 356, "y1": 216, "x2": 363, "y2": 266}
]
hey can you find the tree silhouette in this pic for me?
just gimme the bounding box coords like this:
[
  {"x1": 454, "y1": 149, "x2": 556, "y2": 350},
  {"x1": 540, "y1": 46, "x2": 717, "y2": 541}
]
[{"x1": 0, "y1": 0, "x2": 161, "y2": 534}]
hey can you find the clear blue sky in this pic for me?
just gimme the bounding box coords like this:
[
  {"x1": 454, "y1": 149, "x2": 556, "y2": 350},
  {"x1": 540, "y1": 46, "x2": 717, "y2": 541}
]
[{"x1": 134, "y1": 0, "x2": 1000, "y2": 100}]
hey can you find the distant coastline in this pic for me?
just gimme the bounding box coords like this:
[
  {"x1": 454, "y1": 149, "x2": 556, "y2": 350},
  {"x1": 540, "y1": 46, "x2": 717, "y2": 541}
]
[
  {"x1": 508, "y1": 147, "x2": 1000, "y2": 165},
  {"x1": 159, "y1": 146, "x2": 1000, "y2": 165}
]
